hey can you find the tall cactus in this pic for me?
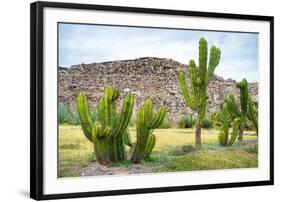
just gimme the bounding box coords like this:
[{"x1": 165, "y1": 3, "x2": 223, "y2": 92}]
[
  {"x1": 226, "y1": 79, "x2": 249, "y2": 141},
  {"x1": 77, "y1": 86, "x2": 134, "y2": 165},
  {"x1": 179, "y1": 37, "x2": 221, "y2": 148},
  {"x1": 213, "y1": 100, "x2": 239, "y2": 146},
  {"x1": 131, "y1": 99, "x2": 166, "y2": 164},
  {"x1": 247, "y1": 95, "x2": 258, "y2": 135}
]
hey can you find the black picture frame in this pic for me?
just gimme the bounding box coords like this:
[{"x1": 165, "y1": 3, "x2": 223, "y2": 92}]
[{"x1": 30, "y1": 1, "x2": 274, "y2": 200}]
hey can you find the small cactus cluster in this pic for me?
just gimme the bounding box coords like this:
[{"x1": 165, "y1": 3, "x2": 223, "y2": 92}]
[
  {"x1": 226, "y1": 78, "x2": 258, "y2": 140},
  {"x1": 131, "y1": 99, "x2": 166, "y2": 164},
  {"x1": 227, "y1": 79, "x2": 249, "y2": 141},
  {"x1": 77, "y1": 86, "x2": 134, "y2": 164},
  {"x1": 247, "y1": 95, "x2": 258, "y2": 135},
  {"x1": 77, "y1": 86, "x2": 166, "y2": 165},
  {"x1": 214, "y1": 78, "x2": 259, "y2": 146},
  {"x1": 179, "y1": 37, "x2": 221, "y2": 148},
  {"x1": 213, "y1": 100, "x2": 240, "y2": 146}
]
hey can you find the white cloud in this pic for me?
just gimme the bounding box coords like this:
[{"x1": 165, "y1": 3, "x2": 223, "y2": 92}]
[{"x1": 59, "y1": 24, "x2": 258, "y2": 82}]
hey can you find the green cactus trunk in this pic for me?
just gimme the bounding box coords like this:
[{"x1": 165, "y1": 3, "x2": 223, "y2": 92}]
[
  {"x1": 77, "y1": 86, "x2": 134, "y2": 165},
  {"x1": 179, "y1": 37, "x2": 221, "y2": 149},
  {"x1": 131, "y1": 99, "x2": 166, "y2": 164}
]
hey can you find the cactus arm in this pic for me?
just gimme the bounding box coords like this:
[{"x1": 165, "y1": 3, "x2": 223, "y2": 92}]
[
  {"x1": 116, "y1": 134, "x2": 126, "y2": 161},
  {"x1": 148, "y1": 107, "x2": 166, "y2": 129},
  {"x1": 226, "y1": 95, "x2": 241, "y2": 118},
  {"x1": 144, "y1": 134, "x2": 156, "y2": 159},
  {"x1": 237, "y1": 79, "x2": 249, "y2": 113},
  {"x1": 179, "y1": 71, "x2": 197, "y2": 111},
  {"x1": 189, "y1": 60, "x2": 200, "y2": 104},
  {"x1": 248, "y1": 96, "x2": 258, "y2": 135},
  {"x1": 111, "y1": 88, "x2": 120, "y2": 101},
  {"x1": 144, "y1": 99, "x2": 153, "y2": 126},
  {"x1": 97, "y1": 99, "x2": 105, "y2": 127},
  {"x1": 77, "y1": 92, "x2": 93, "y2": 142},
  {"x1": 114, "y1": 94, "x2": 134, "y2": 136},
  {"x1": 199, "y1": 37, "x2": 208, "y2": 86},
  {"x1": 104, "y1": 86, "x2": 113, "y2": 128},
  {"x1": 216, "y1": 100, "x2": 233, "y2": 146},
  {"x1": 227, "y1": 118, "x2": 239, "y2": 145},
  {"x1": 92, "y1": 121, "x2": 109, "y2": 165},
  {"x1": 221, "y1": 102, "x2": 230, "y2": 146},
  {"x1": 236, "y1": 79, "x2": 249, "y2": 141},
  {"x1": 124, "y1": 129, "x2": 132, "y2": 147},
  {"x1": 206, "y1": 46, "x2": 221, "y2": 85},
  {"x1": 136, "y1": 106, "x2": 145, "y2": 142},
  {"x1": 131, "y1": 107, "x2": 146, "y2": 163},
  {"x1": 218, "y1": 129, "x2": 226, "y2": 146}
]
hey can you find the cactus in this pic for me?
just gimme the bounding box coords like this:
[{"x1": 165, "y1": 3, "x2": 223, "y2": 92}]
[
  {"x1": 179, "y1": 37, "x2": 221, "y2": 148},
  {"x1": 77, "y1": 86, "x2": 134, "y2": 165},
  {"x1": 226, "y1": 79, "x2": 249, "y2": 141},
  {"x1": 247, "y1": 95, "x2": 258, "y2": 135},
  {"x1": 124, "y1": 129, "x2": 132, "y2": 147},
  {"x1": 144, "y1": 134, "x2": 156, "y2": 159},
  {"x1": 214, "y1": 100, "x2": 239, "y2": 146},
  {"x1": 131, "y1": 99, "x2": 166, "y2": 164}
]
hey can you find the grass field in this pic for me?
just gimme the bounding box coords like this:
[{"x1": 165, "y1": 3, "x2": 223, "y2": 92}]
[{"x1": 59, "y1": 126, "x2": 258, "y2": 177}]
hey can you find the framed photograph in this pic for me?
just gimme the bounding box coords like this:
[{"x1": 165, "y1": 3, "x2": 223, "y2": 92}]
[{"x1": 30, "y1": 1, "x2": 274, "y2": 200}]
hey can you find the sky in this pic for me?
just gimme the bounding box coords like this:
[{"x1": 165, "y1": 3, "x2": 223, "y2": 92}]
[{"x1": 59, "y1": 23, "x2": 259, "y2": 82}]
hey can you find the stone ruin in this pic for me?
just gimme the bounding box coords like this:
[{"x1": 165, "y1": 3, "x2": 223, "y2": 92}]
[{"x1": 58, "y1": 57, "x2": 258, "y2": 123}]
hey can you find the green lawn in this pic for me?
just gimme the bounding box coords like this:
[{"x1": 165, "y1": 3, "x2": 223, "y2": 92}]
[{"x1": 59, "y1": 126, "x2": 258, "y2": 177}]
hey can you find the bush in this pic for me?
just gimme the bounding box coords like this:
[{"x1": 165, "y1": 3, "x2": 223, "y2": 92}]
[
  {"x1": 181, "y1": 144, "x2": 195, "y2": 153},
  {"x1": 58, "y1": 102, "x2": 70, "y2": 124},
  {"x1": 202, "y1": 117, "x2": 213, "y2": 128},
  {"x1": 159, "y1": 117, "x2": 172, "y2": 129},
  {"x1": 68, "y1": 112, "x2": 80, "y2": 125},
  {"x1": 178, "y1": 115, "x2": 194, "y2": 128}
]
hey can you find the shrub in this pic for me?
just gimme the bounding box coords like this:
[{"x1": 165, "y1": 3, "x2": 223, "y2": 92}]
[
  {"x1": 58, "y1": 102, "x2": 70, "y2": 124},
  {"x1": 159, "y1": 117, "x2": 172, "y2": 129},
  {"x1": 169, "y1": 144, "x2": 195, "y2": 156},
  {"x1": 178, "y1": 115, "x2": 194, "y2": 128},
  {"x1": 202, "y1": 117, "x2": 213, "y2": 128},
  {"x1": 68, "y1": 112, "x2": 80, "y2": 125},
  {"x1": 181, "y1": 144, "x2": 195, "y2": 153}
]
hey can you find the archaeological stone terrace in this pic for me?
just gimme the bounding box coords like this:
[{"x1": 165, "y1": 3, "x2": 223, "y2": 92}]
[{"x1": 58, "y1": 57, "x2": 258, "y2": 122}]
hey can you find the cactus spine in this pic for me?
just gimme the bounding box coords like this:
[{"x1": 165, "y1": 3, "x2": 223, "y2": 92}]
[
  {"x1": 179, "y1": 37, "x2": 221, "y2": 148},
  {"x1": 226, "y1": 79, "x2": 249, "y2": 141},
  {"x1": 77, "y1": 86, "x2": 134, "y2": 165},
  {"x1": 131, "y1": 99, "x2": 166, "y2": 164},
  {"x1": 214, "y1": 100, "x2": 239, "y2": 146}
]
